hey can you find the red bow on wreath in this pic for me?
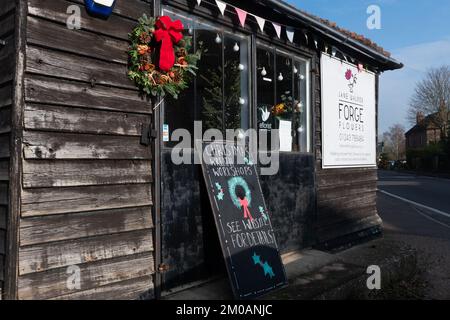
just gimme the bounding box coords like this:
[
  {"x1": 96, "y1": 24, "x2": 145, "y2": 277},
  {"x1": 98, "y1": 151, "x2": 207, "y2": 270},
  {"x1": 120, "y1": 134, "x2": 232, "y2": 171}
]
[{"x1": 154, "y1": 16, "x2": 184, "y2": 72}]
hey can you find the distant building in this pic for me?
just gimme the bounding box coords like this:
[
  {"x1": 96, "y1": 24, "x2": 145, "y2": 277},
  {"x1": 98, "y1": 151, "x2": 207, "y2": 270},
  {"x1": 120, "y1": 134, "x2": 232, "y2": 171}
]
[{"x1": 405, "y1": 105, "x2": 449, "y2": 150}]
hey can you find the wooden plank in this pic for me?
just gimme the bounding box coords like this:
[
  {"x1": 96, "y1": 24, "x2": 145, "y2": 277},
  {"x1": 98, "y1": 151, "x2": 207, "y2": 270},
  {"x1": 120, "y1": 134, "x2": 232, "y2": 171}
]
[
  {"x1": 0, "y1": 160, "x2": 8, "y2": 181},
  {"x1": 317, "y1": 182, "x2": 377, "y2": 203},
  {"x1": 0, "y1": 230, "x2": 4, "y2": 255},
  {"x1": 51, "y1": 275, "x2": 153, "y2": 300},
  {"x1": 317, "y1": 169, "x2": 377, "y2": 187},
  {"x1": 22, "y1": 184, "x2": 152, "y2": 217},
  {"x1": 28, "y1": 0, "x2": 135, "y2": 41},
  {"x1": 24, "y1": 104, "x2": 149, "y2": 136},
  {"x1": 0, "y1": 107, "x2": 11, "y2": 134},
  {"x1": 0, "y1": 206, "x2": 6, "y2": 230},
  {"x1": 20, "y1": 206, "x2": 153, "y2": 246},
  {"x1": 23, "y1": 159, "x2": 152, "y2": 188},
  {"x1": 0, "y1": 134, "x2": 10, "y2": 159},
  {"x1": 0, "y1": 35, "x2": 14, "y2": 67},
  {"x1": 0, "y1": 12, "x2": 15, "y2": 37},
  {"x1": 25, "y1": 76, "x2": 151, "y2": 114},
  {"x1": 316, "y1": 205, "x2": 378, "y2": 224},
  {"x1": 317, "y1": 215, "x2": 382, "y2": 243},
  {"x1": 70, "y1": 0, "x2": 151, "y2": 21},
  {"x1": 0, "y1": 255, "x2": 4, "y2": 282},
  {"x1": 23, "y1": 131, "x2": 152, "y2": 160},
  {"x1": 318, "y1": 192, "x2": 377, "y2": 214},
  {"x1": 0, "y1": 85, "x2": 12, "y2": 108},
  {"x1": 27, "y1": 16, "x2": 128, "y2": 64},
  {"x1": 18, "y1": 252, "x2": 154, "y2": 300},
  {"x1": 19, "y1": 229, "x2": 153, "y2": 275},
  {"x1": 0, "y1": 53, "x2": 14, "y2": 85},
  {"x1": 0, "y1": 183, "x2": 7, "y2": 206},
  {"x1": 0, "y1": 0, "x2": 14, "y2": 17},
  {"x1": 26, "y1": 46, "x2": 135, "y2": 90}
]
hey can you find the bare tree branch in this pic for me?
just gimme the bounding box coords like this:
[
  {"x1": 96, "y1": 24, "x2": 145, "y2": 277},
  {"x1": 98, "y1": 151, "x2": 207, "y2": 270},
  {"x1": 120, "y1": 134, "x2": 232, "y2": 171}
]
[{"x1": 408, "y1": 65, "x2": 450, "y2": 130}]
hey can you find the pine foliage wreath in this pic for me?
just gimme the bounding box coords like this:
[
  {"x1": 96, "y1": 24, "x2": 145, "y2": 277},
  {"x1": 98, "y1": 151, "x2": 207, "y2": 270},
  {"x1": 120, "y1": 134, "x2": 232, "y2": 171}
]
[{"x1": 128, "y1": 14, "x2": 201, "y2": 99}]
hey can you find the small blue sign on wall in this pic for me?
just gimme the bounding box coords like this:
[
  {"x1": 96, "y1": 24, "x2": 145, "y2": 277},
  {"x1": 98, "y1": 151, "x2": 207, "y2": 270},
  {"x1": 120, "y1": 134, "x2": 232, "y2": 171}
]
[{"x1": 85, "y1": 0, "x2": 116, "y2": 18}]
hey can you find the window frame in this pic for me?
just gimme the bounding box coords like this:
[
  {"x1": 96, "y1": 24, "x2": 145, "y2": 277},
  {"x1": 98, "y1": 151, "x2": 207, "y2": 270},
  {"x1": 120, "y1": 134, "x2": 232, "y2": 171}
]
[
  {"x1": 160, "y1": 5, "x2": 313, "y2": 154},
  {"x1": 255, "y1": 41, "x2": 312, "y2": 154}
]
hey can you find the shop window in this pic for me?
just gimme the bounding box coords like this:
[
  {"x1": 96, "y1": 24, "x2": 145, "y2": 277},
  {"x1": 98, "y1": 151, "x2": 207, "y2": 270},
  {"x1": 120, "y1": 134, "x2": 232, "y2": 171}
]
[
  {"x1": 162, "y1": 9, "x2": 250, "y2": 147},
  {"x1": 257, "y1": 46, "x2": 311, "y2": 153}
]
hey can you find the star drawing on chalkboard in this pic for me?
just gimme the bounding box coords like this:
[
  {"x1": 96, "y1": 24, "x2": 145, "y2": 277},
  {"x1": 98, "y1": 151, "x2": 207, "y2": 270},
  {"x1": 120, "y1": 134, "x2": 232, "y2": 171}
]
[
  {"x1": 252, "y1": 252, "x2": 261, "y2": 265},
  {"x1": 263, "y1": 262, "x2": 275, "y2": 279}
]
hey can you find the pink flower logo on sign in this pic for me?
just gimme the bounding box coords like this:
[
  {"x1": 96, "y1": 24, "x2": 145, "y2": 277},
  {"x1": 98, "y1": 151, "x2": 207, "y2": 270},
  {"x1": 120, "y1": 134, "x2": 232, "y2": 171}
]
[
  {"x1": 345, "y1": 68, "x2": 358, "y2": 93},
  {"x1": 345, "y1": 69, "x2": 353, "y2": 81}
]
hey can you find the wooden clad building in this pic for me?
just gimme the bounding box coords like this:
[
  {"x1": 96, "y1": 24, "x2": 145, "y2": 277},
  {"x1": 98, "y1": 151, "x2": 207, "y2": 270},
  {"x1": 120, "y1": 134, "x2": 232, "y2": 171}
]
[{"x1": 0, "y1": 0, "x2": 402, "y2": 300}]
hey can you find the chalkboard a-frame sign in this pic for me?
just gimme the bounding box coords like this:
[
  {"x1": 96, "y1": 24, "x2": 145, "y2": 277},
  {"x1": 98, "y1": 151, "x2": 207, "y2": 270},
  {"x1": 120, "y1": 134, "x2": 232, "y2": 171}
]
[{"x1": 197, "y1": 140, "x2": 288, "y2": 299}]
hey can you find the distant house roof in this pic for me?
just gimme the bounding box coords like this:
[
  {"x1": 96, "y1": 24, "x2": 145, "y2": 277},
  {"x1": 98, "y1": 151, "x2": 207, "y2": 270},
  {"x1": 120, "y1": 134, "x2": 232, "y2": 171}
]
[{"x1": 406, "y1": 112, "x2": 449, "y2": 136}]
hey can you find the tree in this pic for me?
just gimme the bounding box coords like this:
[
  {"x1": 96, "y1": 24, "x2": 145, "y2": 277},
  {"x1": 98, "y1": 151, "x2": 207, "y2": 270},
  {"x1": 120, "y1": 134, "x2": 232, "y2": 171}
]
[
  {"x1": 408, "y1": 65, "x2": 450, "y2": 139},
  {"x1": 381, "y1": 124, "x2": 406, "y2": 161}
]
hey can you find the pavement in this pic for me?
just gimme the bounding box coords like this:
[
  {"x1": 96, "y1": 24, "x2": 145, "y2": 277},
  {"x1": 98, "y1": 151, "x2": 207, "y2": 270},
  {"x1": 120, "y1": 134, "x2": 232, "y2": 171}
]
[{"x1": 165, "y1": 239, "x2": 417, "y2": 300}]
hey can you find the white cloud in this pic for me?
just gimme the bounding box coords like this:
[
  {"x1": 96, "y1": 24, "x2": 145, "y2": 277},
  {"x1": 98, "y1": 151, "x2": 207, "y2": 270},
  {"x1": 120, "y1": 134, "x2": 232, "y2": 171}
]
[{"x1": 379, "y1": 39, "x2": 450, "y2": 133}]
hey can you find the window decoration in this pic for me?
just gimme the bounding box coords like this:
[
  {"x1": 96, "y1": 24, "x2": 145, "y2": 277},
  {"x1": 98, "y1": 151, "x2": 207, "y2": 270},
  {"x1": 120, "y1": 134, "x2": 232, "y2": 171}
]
[{"x1": 128, "y1": 15, "x2": 201, "y2": 99}]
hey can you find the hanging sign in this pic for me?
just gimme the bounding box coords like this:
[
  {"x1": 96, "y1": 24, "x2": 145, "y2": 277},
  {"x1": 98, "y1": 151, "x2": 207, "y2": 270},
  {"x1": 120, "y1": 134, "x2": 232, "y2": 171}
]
[
  {"x1": 321, "y1": 54, "x2": 377, "y2": 169},
  {"x1": 198, "y1": 140, "x2": 287, "y2": 299},
  {"x1": 85, "y1": 0, "x2": 116, "y2": 18}
]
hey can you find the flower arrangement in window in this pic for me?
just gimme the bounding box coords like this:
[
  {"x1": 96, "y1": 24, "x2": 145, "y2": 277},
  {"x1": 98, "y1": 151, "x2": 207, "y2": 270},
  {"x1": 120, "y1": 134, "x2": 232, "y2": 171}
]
[
  {"x1": 128, "y1": 15, "x2": 201, "y2": 99},
  {"x1": 271, "y1": 92, "x2": 303, "y2": 119}
]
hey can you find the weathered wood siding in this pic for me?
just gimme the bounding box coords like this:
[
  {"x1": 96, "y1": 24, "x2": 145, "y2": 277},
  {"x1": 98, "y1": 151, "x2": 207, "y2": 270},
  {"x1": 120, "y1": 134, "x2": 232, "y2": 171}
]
[
  {"x1": 0, "y1": 0, "x2": 16, "y2": 299},
  {"x1": 17, "y1": 0, "x2": 155, "y2": 299},
  {"x1": 313, "y1": 58, "x2": 382, "y2": 251}
]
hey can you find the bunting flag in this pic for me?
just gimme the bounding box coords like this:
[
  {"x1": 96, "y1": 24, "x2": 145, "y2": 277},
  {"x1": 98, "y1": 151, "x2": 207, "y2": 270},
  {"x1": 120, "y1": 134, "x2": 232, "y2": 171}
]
[
  {"x1": 197, "y1": 0, "x2": 202, "y2": 5},
  {"x1": 255, "y1": 15, "x2": 266, "y2": 32},
  {"x1": 286, "y1": 28, "x2": 295, "y2": 43},
  {"x1": 235, "y1": 8, "x2": 247, "y2": 27},
  {"x1": 215, "y1": 0, "x2": 227, "y2": 16},
  {"x1": 272, "y1": 22, "x2": 281, "y2": 38}
]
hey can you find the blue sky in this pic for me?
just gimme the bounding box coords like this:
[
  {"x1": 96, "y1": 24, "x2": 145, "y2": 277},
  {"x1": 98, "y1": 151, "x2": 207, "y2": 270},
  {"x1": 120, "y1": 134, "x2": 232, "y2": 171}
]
[{"x1": 286, "y1": 0, "x2": 450, "y2": 133}]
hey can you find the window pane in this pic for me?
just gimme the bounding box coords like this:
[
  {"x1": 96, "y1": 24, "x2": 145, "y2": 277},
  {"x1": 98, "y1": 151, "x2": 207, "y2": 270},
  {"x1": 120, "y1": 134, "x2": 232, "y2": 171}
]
[
  {"x1": 275, "y1": 54, "x2": 294, "y2": 152},
  {"x1": 224, "y1": 35, "x2": 249, "y2": 132},
  {"x1": 293, "y1": 60, "x2": 310, "y2": 152},
  {"x1": 257, "y1": 48, "x2": 275, "y2": 151},
  {"x1": 197, "y1": 30, "x2": 224, "y2": 134}
]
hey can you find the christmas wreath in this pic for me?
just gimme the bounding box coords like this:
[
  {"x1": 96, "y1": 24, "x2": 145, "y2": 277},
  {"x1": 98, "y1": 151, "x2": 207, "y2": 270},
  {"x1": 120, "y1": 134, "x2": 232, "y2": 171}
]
[{"x1": 128, "y1": 15, "x2": 201, "y2": 99}]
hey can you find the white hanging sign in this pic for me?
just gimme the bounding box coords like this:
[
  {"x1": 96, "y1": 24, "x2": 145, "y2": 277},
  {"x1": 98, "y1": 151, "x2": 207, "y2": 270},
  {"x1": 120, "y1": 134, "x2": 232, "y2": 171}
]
[{"x1": 321, "y1": 54, "x2": 377, "y2": 169}]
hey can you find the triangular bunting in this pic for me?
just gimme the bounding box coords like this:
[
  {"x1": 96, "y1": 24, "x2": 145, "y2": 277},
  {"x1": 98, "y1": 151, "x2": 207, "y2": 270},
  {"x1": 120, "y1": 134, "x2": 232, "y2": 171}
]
[
  {"x1": 286, "y1": 28, "x2": 295, "y2": 43},
  {"x1": 272, "y1": 22, "x2": 281, "y2": 38},
  {"x1": 197, "y1": 0, "x2": 202, "y2": 6},
  {"x1": 255, "y1": 15, "x2": 266, "y2": 32},
  {"x1": 215, "y1": 0, "x2": 227, "y2": 16},
  {"x1": 235, "y1": 8, "x2": 247, "y2": 27}
]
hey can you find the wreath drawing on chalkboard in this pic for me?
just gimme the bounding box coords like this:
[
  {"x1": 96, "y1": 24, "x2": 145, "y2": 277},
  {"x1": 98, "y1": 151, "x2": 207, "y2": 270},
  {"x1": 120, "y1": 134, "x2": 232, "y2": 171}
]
[{"x1": 128, "y1": 14, "x2": 201, "y2": 99}]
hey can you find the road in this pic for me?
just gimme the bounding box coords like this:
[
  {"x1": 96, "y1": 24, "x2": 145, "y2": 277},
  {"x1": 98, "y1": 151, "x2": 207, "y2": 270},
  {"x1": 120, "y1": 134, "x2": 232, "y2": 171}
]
[{"x1": 377, "y1": 170, "x2": 450, "y2": 299}]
